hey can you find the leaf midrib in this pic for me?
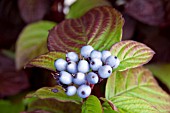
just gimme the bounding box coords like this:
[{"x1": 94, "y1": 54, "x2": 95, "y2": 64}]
[{"x1": 113, "y1": 83, "x2": 155, "y2": 97}]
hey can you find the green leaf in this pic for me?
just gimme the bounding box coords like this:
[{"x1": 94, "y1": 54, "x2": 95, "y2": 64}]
[
  {"x1": 82, "y1": 95, "x2": 103, "y2": 113},
  {"x1": 109, "y1": 96, "x2": 159, "y2": 113},
  {"x1": 26, "y1": 51, "x2": 65, "y2": 71},
  {"x1": 105, "y1": 67, "x2": 170, "y2": 112},
  {"x1": 48, "y1": 6, "x2": 124, "y2": 53},
  {"x1": 66, "y1": 0, "x2": 111, "y2": 19},
  {"x1": 110, "y1": 40, "x2": 155, "y2": 71},
  {"x1": 146, "y1": 64, "x2": 170, "y2": 89},
  {"x1": 0, "y1": 100, "x2": 25, "y2": 113},
  {"x1": 16, "y1": 21, "x2": 56, "y2": 70},
  {"x1": 28, "y1": 85, "x2": 82, "y2": 104},
  {"x1": 26, "y1": 98, "x2": 81, "y2": 113}
]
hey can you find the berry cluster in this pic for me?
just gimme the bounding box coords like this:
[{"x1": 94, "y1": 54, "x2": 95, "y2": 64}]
[{"x1": 53, "y1": 45, "x2": 120, "y2": 98}]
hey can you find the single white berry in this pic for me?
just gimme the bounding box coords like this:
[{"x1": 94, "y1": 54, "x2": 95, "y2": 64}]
[
  {"x1": 54, "y1": 58, "x2": 67, "y2": 71},
  {"x1": 80, "y1": 45, "x2": 94, "y2": 59},
  {"x1": 73, "y1": 72, "x2": 86, "y2": 85},
  {"x1": 66, "y1": 86, "x2": 77, "y2": 96},
  {"x1": 90, "y1": 50, "x2": 102, "y2": 59},
  {"x1": 77, "y1": 85, "x2": 91, "y2": 98},
  {"x1": 59, "y1": 71, "x2": 73, "y2": 84},
  {"x1": 77, "y1": 60, "x2": 90, "y2": 73},
  {"x1": 101, "y1": 50, "x2": 111, "y2": 63},
  {"x1": 66, "y1": 52, "x2": 79, "y2": 62},
  {"x1": 98, "y1": 65, "x2": 112, "y2": 78},
  {"x1": 67, "y1": 61, "x2": 77, "y2": 74},
  {"x1": 86, "y1": 72, "x2": 99, "y2": 84},
  {"x1": 90, "y1": 58, "x2": 102, "y2": 71},
  {"x1": 105, "y1": 56, "x2": 120, "y2": 69}
]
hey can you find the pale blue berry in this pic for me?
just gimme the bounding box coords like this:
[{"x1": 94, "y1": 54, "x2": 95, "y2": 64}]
[
  {"x1": 80, "y1": 45, "x2": 94, "y2": 58},
  {"x1": 101, "y1": 50, "x2": 111, "y2": 63},
  {"x1": 59, "y1": 71, "x2": 72, "y2": 84},
  {"x1": 90, "y1": 58, "x2": 102, "y2": 71},
  {"x1": 54, "y1": 59, "x2": 67, "y2": 71},
  {"x1": 86, "y1": 72, "x2": 99, "y2": 84},
  {"x1": 98, "y1": 65, "x2": 112, "y2": 78},
  {"x1": 66, "y1": 52, "x2": 79, "y2": 62},
  {"x1": 105, "y1": 56, "x2": 120, "y2": 69},
  {"x1": 66, "y1": 86, "x2": 77, "y2": 96},
  {"x1": 77, "y1": 60, "x2": 90, "y2": 73},
  {"x1": 77, "y1": 85, "x2": 91, "y2": 98},
  {"x1": 73, "y1": 72, "x2": 86, "y2": 85},
  {"x1": 90, "y1": 50, "x2": 102, "y2": 59},
  {"x1": 66, "y1": 61, "x2": 77, "y2": 74}
]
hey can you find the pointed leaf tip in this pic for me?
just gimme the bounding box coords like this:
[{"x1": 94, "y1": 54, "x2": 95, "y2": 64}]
[
  {"x1": 110, "y1": 40, "x2": 155, "y2": 71},
  {"x1": 26, "y1": 51, "x2": 65, "y2": 71}
]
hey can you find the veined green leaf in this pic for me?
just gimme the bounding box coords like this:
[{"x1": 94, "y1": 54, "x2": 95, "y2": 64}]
[
  {"x1": 66, "y1": 0, "x2": 111, "y2": 19},
  {"x1": 82, "y1": 95, "x2": 103, "y2": 113},
  {"x1": 28, "y1": 85, "x2": 82, "y2": 104},
  {"x1": 108, "y1": 96, "x2": 159, "y2": 113},
  {"x1": 16, "y1": 21, "x2": 56, "y2": 70},
  {"x1": 26, "y1": 51, "x2": 65, "y2": 71},
  {"x1": 110, "y1": 40, "x2": 155, "y2": 71},
  {"x1": 105, "y1": 67, "x2": 170, "y2": 112},
  {"x1": 48, "y1": 6, "x2": 124, "y2": 53}
]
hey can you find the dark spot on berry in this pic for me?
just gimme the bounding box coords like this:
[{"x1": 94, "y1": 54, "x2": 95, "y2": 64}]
[
  {"x1": 91, "y1": 61, "x2": 95, "y2": 65},
  {"x1": 74, "y1": 74, "x2": 77, "y2": 78},
  {"x1": 51, "y1": 89, "x2": 58, "y2": 93},
  {"x1": 114, "y1": 56, "x2": 117, "y2": 59},
  {"x1": 108, "y1": 70, "x2": 111, "y2": 73},
  {"x1": 81, "y1": 91, "x2": 85, "y2": 95},
  {"x1": 68, "y1": 62, "x2": 72, "y2": 65},
  {"x1": 88, "y1": 57, "x2": 91, "y2": 61},
  {"x1": 92, "y1": 76, "x2": 95, "y2": 78}
]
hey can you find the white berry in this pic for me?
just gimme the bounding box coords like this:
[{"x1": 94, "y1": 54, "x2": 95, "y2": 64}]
[
  {"x1": 66, "y1": 52, "x2": 79, "y2": 62},
  {"x1": 73, "y1": 72, "x2": 86, "y2": 85},
  {"x1": 67, "y1": 61, "x2": 77, "y2": 74},
  {"x1": 105, "y1": 56, "x2": 120, "y2": 69},
  {"x1": 66, "y1": 86, "x2": 77, "y2": 96},
  {"x1": 101, "y1": 50, "x2": 111, "y2": 63},
  {"x1": 90, "y1": 58, "x2": 102, "y2": 71},
  {"x1": 80, "y1": 45, "x2": 94, "y2": 59},
  {"x1": 86, "y1": 72, "x2": 99, "y2": 84},
  {"x1": 98, "y1": 65, "x2": 112, "y2": 78},
  {"x1": 77, "y1": 60, "x2": 90, "y2": 73},
  {"x1": 90, "y1": 50, "x2": 102, "y2": 59},
  {"x1": 54, "y1": 59, "x2": 67, "y2": 71},
  {"x1": 59, "y1": 71, "x2": 72, "y2": 84},
  {"x1": 77, "y1": 85, "x2": 91, "y2": 98}
]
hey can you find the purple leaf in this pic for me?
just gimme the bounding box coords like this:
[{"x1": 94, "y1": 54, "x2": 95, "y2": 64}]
[
  {"x1": 0, "y1": 54, "x2": 29, "y2": 98},
  {"x1": 125, "y1": 0, "x2": 164, "y2": 26},
  {"x1": 18, "y1": 0, "x2": 50, "y2": 23}
]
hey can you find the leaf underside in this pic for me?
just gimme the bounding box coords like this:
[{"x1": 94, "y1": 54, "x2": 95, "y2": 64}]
[
  {"x1": 105, "y1": 67, "x2": 170, "y2": 112},
  {"x1": 26, "y1": 98, "x2": 81, "y2": 113},
  {"x1": 110, "y1": 40, "x2": 155, "y2": 71},
  {"x1": 48, "y1": 6, "x2": 124, "y2": 53}
]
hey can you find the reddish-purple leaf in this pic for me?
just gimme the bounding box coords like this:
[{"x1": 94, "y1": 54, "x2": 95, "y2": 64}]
[
  {"x1": 48, "y1": 6, "x2": 124, "y2": 52},
  {"x1": 0, "y1": 54, "x2": 29, "y2": 98},
  {"x1": 125, "y1": 0, "x2": 164, "y2": 26},
  {"x1": 18, "y1": 0, "x2": 50, "y2": 23}
]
